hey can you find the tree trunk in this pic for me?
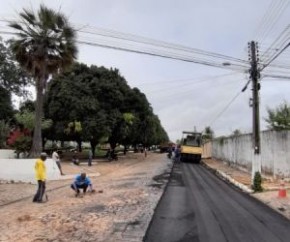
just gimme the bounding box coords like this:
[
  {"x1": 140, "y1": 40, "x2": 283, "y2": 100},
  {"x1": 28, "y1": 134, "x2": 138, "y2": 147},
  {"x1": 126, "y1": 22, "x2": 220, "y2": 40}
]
[
  {"x1": 76, "y1": 139, "x2": 82, "y2": 152},
  {"x1": 90, "y1": 140, "x2": 97, "y2": 158},
  {"x1": 29, "y1": 78, "x2": 44, "y2": 157},
  {"x1": 42, "y1": 137, "x2": 46, "y2": 150},
  {"x1": 110, "y1": 142, "x2": 116, "y2": 150}
]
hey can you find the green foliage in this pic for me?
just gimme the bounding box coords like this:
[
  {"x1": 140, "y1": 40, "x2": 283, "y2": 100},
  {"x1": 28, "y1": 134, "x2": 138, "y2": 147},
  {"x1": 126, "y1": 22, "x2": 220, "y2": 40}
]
[
  {"x1": 203, "y1": 126, "x2": 214, "y2": 141},
  {"x1": 15, "y1": 110, "x2": 34, "y2": 130},
  {"x1": 19, "y1": 100, "x2": 35, "y2": 112},
  {"x1": 9, "y1": 4, "x2": 77, "y2": 156},
  {"x1": 265, "y1": 101, "x2": 290, "y2": 131},
  {"x1": 0, "y1": 86, "x2": 14, "y2": 121},
  {"x1": 65, "y1": 121, "x2": 82, "y2": 135},
  {"x1": 123, "y1": 113, "x2": 135, "y2": 125},
  {"x1": 42, "y1": 119, "x2": 53, "y2": 130},
  {"x1": 252, "y1": 171, "x2": 263, "y2": 192},
  {"x1": 12, "y1": 135, "x2": 32, "y2": 158},
  {"x1": 0, "y1": 37, "x2": 31, "y2": 97},
  {"x1": 15, "y1": 110, "x2": 52, "y2": 130},
  {"x1": 9, "y1": 5, "x2": 77, "y2": 77},
  {"x1": 0, "y1": 120, "x2": 10, "y2": 148},
  {"x1": 45, "y1": 63, "x2": 169, "y2": 149}
]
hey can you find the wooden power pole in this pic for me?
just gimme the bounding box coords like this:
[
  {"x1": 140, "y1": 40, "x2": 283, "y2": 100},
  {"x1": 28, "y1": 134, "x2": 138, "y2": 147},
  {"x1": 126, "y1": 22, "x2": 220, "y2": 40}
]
[{"x1": 249, "y1": 41, "x2": 261, "y2": 155}]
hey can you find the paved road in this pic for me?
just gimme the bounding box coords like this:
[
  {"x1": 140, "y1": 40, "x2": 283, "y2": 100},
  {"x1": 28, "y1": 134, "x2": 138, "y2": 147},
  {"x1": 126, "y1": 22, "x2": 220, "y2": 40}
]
[{"x1": 144, "y1": 161, "x2": 290, "y2": 242}]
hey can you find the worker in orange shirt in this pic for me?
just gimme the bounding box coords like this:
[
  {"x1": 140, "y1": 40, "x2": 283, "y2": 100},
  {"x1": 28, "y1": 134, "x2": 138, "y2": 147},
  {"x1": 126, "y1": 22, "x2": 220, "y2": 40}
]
[{"x1": 33, "y1": 152, "x2": 47, "y2": 203}]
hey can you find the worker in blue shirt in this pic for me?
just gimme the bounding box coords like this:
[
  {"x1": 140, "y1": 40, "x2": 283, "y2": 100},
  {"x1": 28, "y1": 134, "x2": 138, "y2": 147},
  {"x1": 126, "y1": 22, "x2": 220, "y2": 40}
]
[{"x1": 71, "y1": 172, "x2": 93, "y2": 197}]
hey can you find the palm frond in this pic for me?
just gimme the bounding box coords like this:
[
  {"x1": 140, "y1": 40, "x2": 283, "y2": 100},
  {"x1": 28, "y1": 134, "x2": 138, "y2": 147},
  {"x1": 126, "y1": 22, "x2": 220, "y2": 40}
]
[
  {"x1": 20, "y1": 9, "x2": 36, "y2": 25},
  {"x1": 9, "y1": 23, "x2": 23, "y2": 31},
  {"x1": 9, "y1": 4, "x2": 77, "y2": 77}
]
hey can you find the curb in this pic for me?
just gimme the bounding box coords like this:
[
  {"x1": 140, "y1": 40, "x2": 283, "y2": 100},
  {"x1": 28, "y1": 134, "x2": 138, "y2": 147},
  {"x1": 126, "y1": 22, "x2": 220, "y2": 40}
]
[{"x1": 202, "y1": 161, "x2": 253, "y2": 193}]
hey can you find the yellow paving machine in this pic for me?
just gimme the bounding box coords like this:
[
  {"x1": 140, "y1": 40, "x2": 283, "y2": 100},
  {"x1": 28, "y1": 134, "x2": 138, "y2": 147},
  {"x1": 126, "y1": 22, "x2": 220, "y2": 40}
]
[{"x1": 180, "y1": 131, "x2": 202, "y2": 163}]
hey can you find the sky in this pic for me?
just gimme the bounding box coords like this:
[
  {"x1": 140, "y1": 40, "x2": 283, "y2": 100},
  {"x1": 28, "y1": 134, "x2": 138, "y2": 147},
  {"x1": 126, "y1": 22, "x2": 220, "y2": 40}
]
[{"x1": 1, "y1": 0, "x2": 290, "y2": 142}]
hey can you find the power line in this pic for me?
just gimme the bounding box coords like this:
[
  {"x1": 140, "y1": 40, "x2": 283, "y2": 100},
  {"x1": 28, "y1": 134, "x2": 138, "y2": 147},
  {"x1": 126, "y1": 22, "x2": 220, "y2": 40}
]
[
  {"x1": 253, "y1": 0, "x2": 276, "y2": 41},
  {"x1": 261, "y1": 26, "x2": 289, "y2": 63},
  {"x1": 263, "y1": 73, "x2": 290, "y2": 79},
  {"x1": 148, "y1": 78, "x2": 240, "y2": 99},
  {"x1": 77, "y1": 40, "x2": 248, "y2": 72},
  {"x1": 0, "y1": 18, "x2": 250, "y2": 67},
  {"x1": 0, "y1": 27, "x2": 248, "y2": 72},
  {"x1": 136, "y1": 72, "x2": 239, "y2": 86},
  {"x1": 76, "y1": 25, "x2": 249, "y2": 64},
  {"x1": 255, "y1": 0, "x2": 289, "y2": 45},
  {"x1": 208, "y1": 90, "x2": 242, "y2": 127},
  {"x1": 261, "y1": 42, "x2": 290, "y2": 71}
]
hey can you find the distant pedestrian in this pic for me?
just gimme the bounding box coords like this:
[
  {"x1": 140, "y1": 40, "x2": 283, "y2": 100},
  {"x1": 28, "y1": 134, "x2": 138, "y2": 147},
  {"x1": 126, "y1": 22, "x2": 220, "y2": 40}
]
[
  {"x1": 175, "y1": 145, "x2": 181, "y2": 162},
  {"x1": 88, "y1": 149, "x2": 93, "y2": 166},
  {"x1": 71, "y1": 172, "x2": 93, "y2": 197},
  {"x1": 33, "y1": 152, "x2": 47, "y2": 203},
  {"x1": 52, "y1": 149, "x2": 64, "y2": 175},
  {"x1": 72, "y1": 151, "x2": 80, "y2": 165}
]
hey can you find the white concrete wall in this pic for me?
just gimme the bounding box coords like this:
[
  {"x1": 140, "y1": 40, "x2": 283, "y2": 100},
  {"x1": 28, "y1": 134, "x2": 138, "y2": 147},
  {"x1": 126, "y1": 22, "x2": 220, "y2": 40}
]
[
  {"x1": 0, "y1": 149, "x2": 16, "y2": 159},
  {"x1": 212, "y1": 134, "x2": 253, "y2": 170},
  {"x1": 202, "y1": 142, "x2": 212, "y2": 158},
  {"x1": 210, "y1": 130, "x2": 290, "y2": 178},
  {"x1": 0, "y1": 158, "x2": 61, "y2": 183},
  {"x1": 261, "y1": 131, "x2": 290, "y2": 177}
]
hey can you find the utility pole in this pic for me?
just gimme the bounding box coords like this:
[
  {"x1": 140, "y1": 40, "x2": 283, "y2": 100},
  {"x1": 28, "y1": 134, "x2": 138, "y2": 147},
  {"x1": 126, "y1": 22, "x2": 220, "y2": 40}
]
[{"x1": 249, "y1": 41, "x2": 261, "y2": 155}]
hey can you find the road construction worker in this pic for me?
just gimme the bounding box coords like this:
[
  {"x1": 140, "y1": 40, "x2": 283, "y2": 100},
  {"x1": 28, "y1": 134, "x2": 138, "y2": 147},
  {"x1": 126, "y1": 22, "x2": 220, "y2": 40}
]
[
  {"x1": 52, "y1": 149, "x2": 64, "y2": 175},
  {"x1": 71, "y1": 172, "x2": 93, "y2": 197},
  {"x1": 33, "y1": 152, "x2": 47, "y2": 203}
]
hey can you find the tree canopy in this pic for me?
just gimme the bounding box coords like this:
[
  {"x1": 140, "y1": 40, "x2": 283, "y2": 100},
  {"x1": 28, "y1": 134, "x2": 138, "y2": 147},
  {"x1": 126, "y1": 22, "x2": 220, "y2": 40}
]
[
  {"x1": 0, "y1": 37, "x2": 31, "y2": 122},
  {"x1": 265, "y1": 101, "x2": 290, "y2": 131},
  {"x1": 44, "y1": 63, "x2": 169, "y2": 154},
  {"x1": 9, "y1": 5, "x2": 77, "y2": 157},
  {"x1": 0, "y1": 37, "x2": 31, "y2": 97}
]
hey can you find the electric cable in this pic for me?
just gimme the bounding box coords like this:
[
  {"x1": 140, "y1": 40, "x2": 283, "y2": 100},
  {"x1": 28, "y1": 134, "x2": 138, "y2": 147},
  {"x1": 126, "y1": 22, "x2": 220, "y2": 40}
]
[
  {"x1": 208, "y1": 91, "x2": 242, "y2": 127},
  {"x1": 0, "y1": 18, "x2": 250, "y2": 67}
]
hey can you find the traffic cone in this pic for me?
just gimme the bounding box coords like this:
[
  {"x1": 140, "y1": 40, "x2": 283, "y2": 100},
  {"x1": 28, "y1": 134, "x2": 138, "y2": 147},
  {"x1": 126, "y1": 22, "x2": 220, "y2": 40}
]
[{"x1": 278, "y1": 180, "x2": 287, "y2": 198}]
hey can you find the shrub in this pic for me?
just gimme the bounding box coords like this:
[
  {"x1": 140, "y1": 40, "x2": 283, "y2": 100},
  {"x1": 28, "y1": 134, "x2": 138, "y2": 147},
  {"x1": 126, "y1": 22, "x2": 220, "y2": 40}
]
[
  {"x1": 252, "y1": 171, "x2": 263, "y2": 192},
  {"x1": 12, "y1": 135, "x2": 32, "y2": 158}
]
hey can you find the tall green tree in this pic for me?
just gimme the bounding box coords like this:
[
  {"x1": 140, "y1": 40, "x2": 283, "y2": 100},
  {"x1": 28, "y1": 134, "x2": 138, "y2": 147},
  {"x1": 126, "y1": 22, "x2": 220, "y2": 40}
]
[
  {"x1": 44, "y1": 63, "x2": 103, "y2": 153},
  {"x1": 9, "y1": 5, "x2": 77, "y2": 157},
  {"x1": 265, "y1": 101, "x2": 290, "y2": 130},
  {"x1": 45, "y1": 63, "x2": 169, "y2": 153},
  {"x1": 0, "y1": 37, "x2": 30, "y2": 97}
]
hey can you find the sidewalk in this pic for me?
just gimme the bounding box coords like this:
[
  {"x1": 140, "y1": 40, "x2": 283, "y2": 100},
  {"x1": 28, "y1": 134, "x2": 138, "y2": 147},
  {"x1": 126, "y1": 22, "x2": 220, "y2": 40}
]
[{"x1": 202, "y1": 158, "x2": 290, "y2": 220}]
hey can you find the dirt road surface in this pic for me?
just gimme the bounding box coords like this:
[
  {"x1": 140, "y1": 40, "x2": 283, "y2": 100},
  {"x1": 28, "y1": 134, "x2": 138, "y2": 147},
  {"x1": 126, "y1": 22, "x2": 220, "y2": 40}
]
[{"x1": 0, "y1": 153, "x2": 172, "y2": 242}]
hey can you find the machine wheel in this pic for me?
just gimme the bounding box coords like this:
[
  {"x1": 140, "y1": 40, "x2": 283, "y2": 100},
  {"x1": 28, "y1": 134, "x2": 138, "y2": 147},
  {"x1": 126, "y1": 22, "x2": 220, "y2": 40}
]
[{"x1": 179, "y1": 154, "x2": 184, "y2": 162}]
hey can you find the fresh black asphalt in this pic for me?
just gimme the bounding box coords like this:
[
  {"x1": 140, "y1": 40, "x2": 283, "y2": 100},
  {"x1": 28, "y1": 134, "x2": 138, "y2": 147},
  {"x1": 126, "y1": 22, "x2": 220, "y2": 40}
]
[{"x1": 144, "y1": 161, "x2": 290, "y2": 242}]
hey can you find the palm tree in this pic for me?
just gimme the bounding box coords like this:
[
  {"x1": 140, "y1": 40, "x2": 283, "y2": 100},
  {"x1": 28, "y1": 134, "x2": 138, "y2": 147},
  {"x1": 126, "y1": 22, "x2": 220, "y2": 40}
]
[{"x1": 9, "y1": 5, "x2": 77, "y2": 157}]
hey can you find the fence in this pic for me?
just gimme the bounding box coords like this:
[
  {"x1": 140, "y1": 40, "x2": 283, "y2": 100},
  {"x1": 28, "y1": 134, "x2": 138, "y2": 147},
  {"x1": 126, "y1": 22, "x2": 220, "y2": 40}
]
[{"x1": 203, "y1": 130, "x2": 290, "y2": 178}]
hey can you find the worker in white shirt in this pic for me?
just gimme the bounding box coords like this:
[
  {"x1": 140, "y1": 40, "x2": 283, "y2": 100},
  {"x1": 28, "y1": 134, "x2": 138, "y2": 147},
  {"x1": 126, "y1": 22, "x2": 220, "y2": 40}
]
[{"x1": 52, "y1": 149, "x2": 65, "y2": 175}]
